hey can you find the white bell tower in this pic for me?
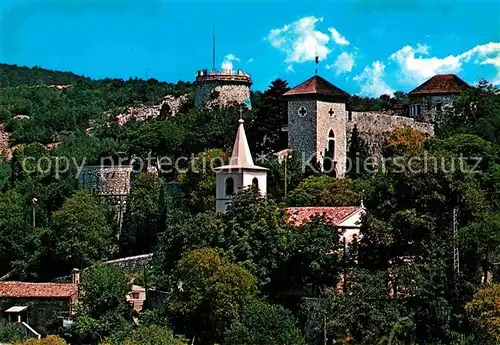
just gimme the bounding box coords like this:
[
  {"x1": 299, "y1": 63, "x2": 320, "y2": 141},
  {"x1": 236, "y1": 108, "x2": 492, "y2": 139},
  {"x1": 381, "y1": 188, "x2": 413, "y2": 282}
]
[{"x1": 215, "y1": 119, "x2": 268, "y2": 213}]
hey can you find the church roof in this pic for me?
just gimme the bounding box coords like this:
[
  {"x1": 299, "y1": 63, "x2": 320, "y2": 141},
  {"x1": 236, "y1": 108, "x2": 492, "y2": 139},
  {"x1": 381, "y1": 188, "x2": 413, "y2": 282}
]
[
  {"x1": 409, "y1": 74, "x2": 470, "y2": 96},
  {"x1": 285, "y1": 206, "x2": 362, "y2": 227},
  {"x1": 283, "y1": 75, "x2": 350, "y2": 99},
  {"x1": 216, "y1": 119, "x2": 268, "y2": 171}
]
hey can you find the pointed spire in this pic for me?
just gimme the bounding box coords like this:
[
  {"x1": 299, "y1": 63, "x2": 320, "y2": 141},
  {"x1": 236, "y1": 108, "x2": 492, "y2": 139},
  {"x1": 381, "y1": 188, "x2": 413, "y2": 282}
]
[{"x1": 229, "y1": 119, "x2": 254, "y2": 167}]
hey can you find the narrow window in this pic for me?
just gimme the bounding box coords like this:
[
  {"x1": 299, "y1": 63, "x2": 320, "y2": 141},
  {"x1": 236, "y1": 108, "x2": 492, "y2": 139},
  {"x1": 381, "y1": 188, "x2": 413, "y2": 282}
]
[
  {"x1": 416, "y1": 104, "x2": 421, "y2": 116},
  {"x1": 327, "y1": 130, "x2": 335, "y2": 159},
  {"x1": 252, "y1": 177, "x2": 259, "y2": 190},
  {"x1": 225, "y1": 177, "x2": 234, "y2": 196},
  {"x1": 436, "y1": 102, "x2": 442, "y2": 112}
]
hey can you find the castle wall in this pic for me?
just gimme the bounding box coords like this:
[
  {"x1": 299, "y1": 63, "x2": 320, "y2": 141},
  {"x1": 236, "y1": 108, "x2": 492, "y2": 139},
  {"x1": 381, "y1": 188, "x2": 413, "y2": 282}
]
[
  {"x1": 348, "y1": 112, "x2": 435, "y2": 158},
  {"x1": 195, "y1": 82, "x2": 251, "y2": 108}
]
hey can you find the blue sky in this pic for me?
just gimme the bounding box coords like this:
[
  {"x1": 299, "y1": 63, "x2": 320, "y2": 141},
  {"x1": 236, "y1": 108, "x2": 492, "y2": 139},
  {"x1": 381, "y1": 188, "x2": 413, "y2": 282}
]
[{"x1": 0, "y1": 0, "x2": 499, "y2": 96}]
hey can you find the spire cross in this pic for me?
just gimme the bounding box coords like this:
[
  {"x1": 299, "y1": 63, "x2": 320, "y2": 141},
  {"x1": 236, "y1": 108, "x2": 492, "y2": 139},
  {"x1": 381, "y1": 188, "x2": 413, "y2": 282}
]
[{"x1": 239, "y1": 105, "x2": 243, "y2": 120}]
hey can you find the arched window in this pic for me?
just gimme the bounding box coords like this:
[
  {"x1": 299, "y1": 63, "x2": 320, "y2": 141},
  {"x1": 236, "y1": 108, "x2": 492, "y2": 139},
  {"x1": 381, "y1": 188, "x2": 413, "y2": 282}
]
[
  {"x1": 225, "y1": 177, "x2": 234, "y2": 196},
  {"x1": 323, "y1": 130, "x2": 336, "y2": 175},
  {"x1": 252, "y1": 177, "x2": 259, "y2": 190},
  {"x1": 327, "y1": 130, "x2": 335, "y2": 159}
]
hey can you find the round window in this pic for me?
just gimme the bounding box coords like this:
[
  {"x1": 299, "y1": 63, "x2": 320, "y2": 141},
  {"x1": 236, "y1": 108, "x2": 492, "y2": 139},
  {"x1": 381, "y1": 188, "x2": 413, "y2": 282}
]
[{"x1": 298, "y1": 106, "x2": 308, "y2": 117}]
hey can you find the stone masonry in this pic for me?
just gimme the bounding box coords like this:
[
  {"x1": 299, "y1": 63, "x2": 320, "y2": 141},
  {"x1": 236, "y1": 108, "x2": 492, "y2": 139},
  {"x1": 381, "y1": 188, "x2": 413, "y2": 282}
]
[
  {"x1": 0, "y1": 125, "x2": 9, "y2": 160},
  {"x1": 288, "y1": 103, "x2": 435, "y2": 177},
  {"x1": 288, "y1": 98, "x2": 348, "y2": 177},
  {"x1": 78, "y1": 166, "x2": 132, "y2": 196},
  {"x1": 408, "y1": 94, "x2": 454, "y2": 122},
  {"x1": 348, "y1": 111, "x2": 435, "y2": 158},
  {"x1": 194, "y1": 69, "x2": 252, "y2": 108},
  {"x1": 114, "y1": 94, "x2": 189, "y2": 126}
]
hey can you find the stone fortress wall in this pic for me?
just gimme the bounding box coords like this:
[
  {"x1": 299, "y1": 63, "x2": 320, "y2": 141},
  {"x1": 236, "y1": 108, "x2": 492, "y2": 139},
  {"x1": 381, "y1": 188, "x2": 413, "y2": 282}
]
[
  {"x1": 194, "y1": 69, "x2": 252, "y2": 108},
  {"x1": 348, "y1": 111, "x2": 435, "y2": 158}
]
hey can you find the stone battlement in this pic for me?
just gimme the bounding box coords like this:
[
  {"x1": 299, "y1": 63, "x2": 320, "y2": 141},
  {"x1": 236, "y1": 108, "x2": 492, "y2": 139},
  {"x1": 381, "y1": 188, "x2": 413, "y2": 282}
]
[{"x1": 195, "y1": 69, "x2": 252, "y2": 85}]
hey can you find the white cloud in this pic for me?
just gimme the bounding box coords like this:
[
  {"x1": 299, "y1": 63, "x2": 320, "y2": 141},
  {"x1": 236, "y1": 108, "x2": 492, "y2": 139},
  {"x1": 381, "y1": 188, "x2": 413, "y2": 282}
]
[
  {"x1": 286, "y1": 65, "x2": 295, "y2": 73},
  {"x1": 389, "y1": 42, "x2": 500, "y2": 84},
  {"x1": 354, "y1": 61, "x2": 394, "y2": 97},
  {"x1": 480, "y1": 56, "x2": 500, "y2": 85},
  {"x1": 328, "y1": 27, "x2": 350, "y2": 45},
  {"x1": 221, "y1": 53, "x2": 240, "y2": 70},
  {"x1": 247, "y1": 58, "x2": 254, "y2": 63},
  {"x1": 267, "y1": 16, "x2": 331, "y2": 63},
  {"x1": 326, "y1": 52, "x2": 355, "y2": 75}
]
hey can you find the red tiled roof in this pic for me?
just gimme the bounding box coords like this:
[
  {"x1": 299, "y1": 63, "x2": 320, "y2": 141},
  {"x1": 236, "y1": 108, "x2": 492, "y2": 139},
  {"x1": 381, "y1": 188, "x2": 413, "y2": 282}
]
[
  {"x1": 283, "y1": 76, "x2": 350, "y2": 99},
  {"x1": 409, "y1": 74, "x2": 470, "y2": 96},
  {"x1": 285, "y1": 206, "x2": 361, "y2": 227},
  {"x1": 0, "y1": 282, "x2": 78, "y2": 299}
]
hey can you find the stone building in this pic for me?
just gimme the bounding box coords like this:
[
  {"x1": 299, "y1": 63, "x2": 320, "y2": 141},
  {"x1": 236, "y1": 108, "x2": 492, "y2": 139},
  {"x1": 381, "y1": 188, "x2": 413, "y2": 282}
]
[
  {"x1": 283, "y1": 75, "x2": 351, "y2": 177},
  {"x1": 408, "y1": 74, "x2": 470, "y2": 122},
  {"x1": 215, "y1": 118, "x2": 268, "y2": 213},
  {"x1": 194, "y1": 69, "x2": 252, "y2": 108},
  {"x1": 284, "y1": 75, "x2": 436, "y2": 176},
  {"x1": 78, "y1": 166, "x2": 132, "y2": 196},
  {"x1": 0, "y1": 269, "x2": 79, "y2": 335}
]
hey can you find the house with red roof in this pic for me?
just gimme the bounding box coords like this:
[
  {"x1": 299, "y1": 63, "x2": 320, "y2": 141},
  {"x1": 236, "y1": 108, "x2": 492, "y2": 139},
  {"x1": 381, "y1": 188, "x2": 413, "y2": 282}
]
[
  {"x1": 408, "y1": 74, "x2": 471, "y2": 122},
  {"x1": 286, "y1": 204, "x2": 365, "y2": 246},
  {"x1": 0, "y1": 269, "x2": 79, "y2": 334}
]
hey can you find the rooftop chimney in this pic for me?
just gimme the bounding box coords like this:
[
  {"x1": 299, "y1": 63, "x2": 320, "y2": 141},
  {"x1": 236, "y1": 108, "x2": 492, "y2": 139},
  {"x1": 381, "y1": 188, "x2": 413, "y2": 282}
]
[{"x1": 72, "y1": 268, "x2": 80, "y2": 285}]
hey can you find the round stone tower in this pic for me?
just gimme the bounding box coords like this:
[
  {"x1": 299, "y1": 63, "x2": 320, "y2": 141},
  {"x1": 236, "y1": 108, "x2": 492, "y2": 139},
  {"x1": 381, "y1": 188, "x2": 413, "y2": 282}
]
[{"x1": 194, "y1": 69, "x2": 252, "y2": 108}]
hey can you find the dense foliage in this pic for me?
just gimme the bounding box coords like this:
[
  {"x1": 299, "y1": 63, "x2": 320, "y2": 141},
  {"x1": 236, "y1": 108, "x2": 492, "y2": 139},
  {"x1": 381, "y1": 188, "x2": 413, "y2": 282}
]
[{"x1": 0, "y1": 64, "x2": 499, "y2": 344}]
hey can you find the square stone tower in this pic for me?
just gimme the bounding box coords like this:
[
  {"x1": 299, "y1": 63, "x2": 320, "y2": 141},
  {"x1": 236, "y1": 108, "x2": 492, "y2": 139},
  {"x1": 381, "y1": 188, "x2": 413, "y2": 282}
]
[{"x1": 283, "y1": 76, "x2": 350, "y2": 177}]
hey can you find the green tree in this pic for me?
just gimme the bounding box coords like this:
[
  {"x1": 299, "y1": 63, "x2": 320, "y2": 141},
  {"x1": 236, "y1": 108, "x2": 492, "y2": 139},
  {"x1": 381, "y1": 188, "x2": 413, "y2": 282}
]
[
  {"x1": 269, "y1": 215, "x2": 342, "y2": 297},
  {"x1": 286, "y1": 175, "x2": 361, "y2": 207},
  {"x1": 303, "y1": 269, "x2": 408, "y2": 345},
  {"x1": 224, "y1": 189, "x2": 289, "y2": 286},
  {"x1": 250, "y1": 78, "x2": 290, "y2": 153},
  {"x1": 166, "y1": 248, "x2": 257, "y2": 344},
  {"x1": 46, "y1": 191, "x2": 115, "y2": 277},
  {"x1": 439, "y1": 79, "x2": 500, "y2": 145},
  {"x1": 460, "y1": 212, "x2": 500, "y2": 284},
  {"x1": 103, "y1": 325, "x2": 187, "y2": 345},
  {"x1": 223, "y1": 300, "x2": 305, "y2": 345},
  {"x1": 346, "y1": 124, "x2": 371, "y2": 179},
  {"x1": 178, "y1": 148, "x2": 228, "y2": 213},
  {"x1": 0, "y1": 190, "x2": 37, "y2": 277},
  {"x1": 74, "y1": 263, "x2": 132, "y2": 344},
  {"x1": 465, "y1": 283, "x2": 500, "y2": 344},
  {"x1": 120, "y1": 172, "x2": 167, "y2": 256}
]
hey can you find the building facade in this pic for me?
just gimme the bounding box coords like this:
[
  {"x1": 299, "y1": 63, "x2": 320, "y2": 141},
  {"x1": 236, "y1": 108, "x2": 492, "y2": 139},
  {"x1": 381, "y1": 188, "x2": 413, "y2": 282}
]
[
  {"x1": 284, "y1": 76, "x2": 351, "y2": 178},
  {"x1": 284, "y1": 75, "x2": 441, "y2": 177},
  {"x1": 408, "y1": 74, "x2": 470, "y2": 122},
  {"x1": 215, "y1": 119, "x2": 268, "y2": 213}
]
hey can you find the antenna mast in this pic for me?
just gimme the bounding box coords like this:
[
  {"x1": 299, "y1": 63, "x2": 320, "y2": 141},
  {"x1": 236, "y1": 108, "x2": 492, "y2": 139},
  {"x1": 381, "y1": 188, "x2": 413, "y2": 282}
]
[{"x1": 212, "y1": 25, "x2": 216, "y2": 70}]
